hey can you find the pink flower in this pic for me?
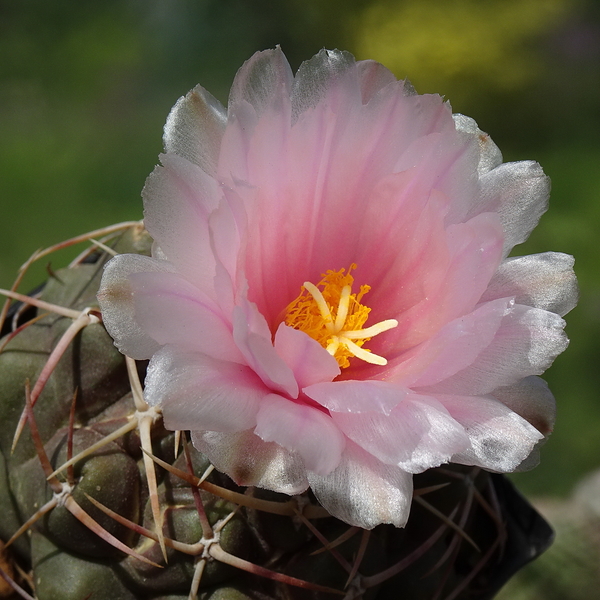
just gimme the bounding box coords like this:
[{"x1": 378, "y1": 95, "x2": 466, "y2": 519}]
[{"x1": 98, "y1": 49, "x2": 577, "y2": 528}]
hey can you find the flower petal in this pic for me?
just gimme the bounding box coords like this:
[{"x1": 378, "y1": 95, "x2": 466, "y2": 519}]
[
  {"x1": 476, "y1": 161, "x2": 550, "y2": 256},
  {"x1": 232, "y1": 300, "x2": 298, "y2": 398},
  {"x1": 191, "y1": 429, "x2": 308, "y2": 495},
  {"x1": 395, "y1": 297, "x2": 511, "y2": 388},
  {"x1": 453, "y1": 114, "x2": 502, "y2": 176},
  {"x1": 356, "y1": 58, "x2": 401, "y2": 103},
  {"x1": 128, "y1": 270, "x2": 243, "y2": 363},
  {"x1": 217, "y1": 48, "x2": 294, "y2": 186},
  {"x1": 307, "y1": 441, "x2": 413, "y2": 528},
  {"x1": 480, "y1": 252, "x2": 578, "y2": 316},
  {"x1": 273, "y1": 324, "x2": 340, "y2": 389},
  {"x1": 331, "y1": 394, "x2": 469, "y2": 473},
  {"x1": 291, "y1": 48, "x2": 357, "y2": 117},
  {"x1": 208, "y1": 189, "x2": 247, "y2": 292},
  {"x1": 254, "y1": 395, "x2": 345, "y2": 476},
  {"x1": 163, "y1": 84, "x2": 227, "y2": 176},
  {"x1": 229, "y1": 47, "x2": 294, "y2": 119},
  {"x1": 143, "y1": 153, "x2": 221, "y2": 291},
  {"x1": 304, "y1": 379, "x2": 409, "y2": 415},
  {"x1": 145, "y1": 347, "x2": 263, "y2": 432},
  {"x1": 441, "y1": 395, "x2": 544, "y2": 472},
  {"x1": 491, "y1": 375, "x2": 556, "y2": 436},
  {"x1": 367, "y1": 210, "x2": 504, "y2": 359},
  {"x1": 98, "y1": 254, "x2": 173, "y2": 359},
  {"x1": 421, "y1": 304, "x2": 568, "y2": 396}
]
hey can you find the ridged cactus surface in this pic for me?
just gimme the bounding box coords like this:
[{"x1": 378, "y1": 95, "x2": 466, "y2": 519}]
[{"x1": 0, "y1": 225, "x2": 552, "y2": 600}]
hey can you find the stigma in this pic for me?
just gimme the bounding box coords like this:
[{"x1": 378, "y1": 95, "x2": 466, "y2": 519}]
[{"x1": 284, "y1": 265, "x2": 398, "y2": 368}]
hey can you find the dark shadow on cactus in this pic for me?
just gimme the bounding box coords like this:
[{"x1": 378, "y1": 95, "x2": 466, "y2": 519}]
[
  {"x1": 371, "y1": 467, "x2": 555, "y2": 600},
  {"x1": 479, "y1": 474, "x2": 554, "y2": 598},
  {"x1": 0, "y1": 284, "x2": 43, "y2": 339}
]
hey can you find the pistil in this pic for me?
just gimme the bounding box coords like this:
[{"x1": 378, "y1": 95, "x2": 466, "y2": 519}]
[{"x1": 284, "y1": 265, "x2": 398, "y2": 368}]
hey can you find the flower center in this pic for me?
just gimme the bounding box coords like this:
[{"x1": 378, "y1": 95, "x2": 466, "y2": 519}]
[{"x1": 284, "y1": 265, "x2": 398, "y2": 369}]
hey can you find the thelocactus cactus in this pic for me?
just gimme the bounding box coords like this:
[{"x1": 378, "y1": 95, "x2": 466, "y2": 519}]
[{"x1": 1, "y1": 47, "x2": 575, "y2": 599}]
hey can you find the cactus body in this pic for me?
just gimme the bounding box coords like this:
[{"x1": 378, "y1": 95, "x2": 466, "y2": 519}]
[{"x1": 0, "y1": 226, "x2": 552, "y2": 600}]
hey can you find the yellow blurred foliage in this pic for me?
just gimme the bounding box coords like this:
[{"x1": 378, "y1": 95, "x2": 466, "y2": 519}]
[{"x1": 353, "y1": 0, "x2": 576, "y2": 104}]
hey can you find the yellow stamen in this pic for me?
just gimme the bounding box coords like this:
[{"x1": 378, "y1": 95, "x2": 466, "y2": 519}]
[{"x1": 284, "y1": 265, "x2": 398, "y2": 369}]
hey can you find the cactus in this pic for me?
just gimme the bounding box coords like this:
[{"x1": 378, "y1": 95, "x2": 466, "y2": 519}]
[{"x1": 0, "y1": 223, "x2": 552, "y2": 600}]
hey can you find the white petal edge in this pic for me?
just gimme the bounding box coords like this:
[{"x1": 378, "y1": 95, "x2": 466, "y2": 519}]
[
  {"x1": 228, "y1": 47, "x2": 294, "y2": 119},
  {"x1": 142, "y1": 153, "x2": 222, "y2": 292},
  {"x1": 291, "y1": 48, "x2": 357, "y2": 120},
  {"x1": 191, "y1": 429, "x2": 309, "y2": 495},
  {"x1": 442, "y1": 394, "x2": 544, "y2": 472},
  {"x1": 163, "y1": 84, "x2": 227, "y2": 176},
  {"x1": 491, "y1": 375, "x2": 556, "y2": 436},
  {"x1": 478, "y1": 161, "x2": 550, "y2": 257},
  {"x1": 453, "y1": 113, "x2": 502, "y2": 176},
  {"x1": 307, "y1": 441, "x2": 413, "y2": 529},
  {"x1": 480, "y1": 252, "x2": 578, "y2": 317},
  {"x1": 499, "y1": 377, "x2": 556, "y2": 473},
  {"x1": 97, "y1": 254, "x2": 175, "y2": 360}
]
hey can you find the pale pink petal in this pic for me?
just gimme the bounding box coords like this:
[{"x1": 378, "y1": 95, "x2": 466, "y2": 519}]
[
  {"x1": 356, "y1": 59, "x2": 401, "y2": 103},
  {"x1": 394, "y1": 298, "x2": 512, "y2": 388},
  {"x1": 360, "y1": 210, "x2": 504, "y2": 364},
  {"x1": 304, "y1": 379, "x2": 409, "y2": 415},
  {"x1": 491, "y1": 376, "x2": 556, "y2": 436},
  {"x1": 127, "y1": 270, "x2": 243, "y2": 363},
  {"x1": 143, "y1": 153, "x2": 221, "y2": 291},
  {"x1": 273, "y1": 324, "x2": 340, "y2": 389},
  {"x1": 232, "y1": 300, "x2": 298, "y2": 398},
  {"x1": 191, "y1": 429, "x2": 308, "y2": 495},
  {"x1": 452, "y1": 114, "x2": 502, "y2": 176},
  {"x1": 98, "y1": 254, "x2": 174, "y2": 360},
  {"x1": 291, "y1": 48, "x2": 357, "y2": 116},
  {"x1": 225, "y1": 58, "x2": 463, "y2": 328},
  {"x1": 476, "y1": 161, "x2": 550, "y2": 257},
  {"x1": 421, "y1": 304, "x2": 568, "y2": 396},
  {"x1": 163, "y1": 84, "x2": 227, "y2": 176},
  {"x1": 352, "y1": 173, "x2": 451, "y2": 321},
  {"x1": 330, "y1": 394, "x2": 469, "y2": 473},
  {"x1": 480, "y1": 252, "x2": 578, "y2": 316},
  {"x1": 229, "y1": 47, "x2": 294, "y2": 119},
  {"x1": 307, "y1": 441, "x2": 413, "y2": 528},
  {"x1": 392, "y1": 124, "x2": 481, "y2": 226},
  {"x1": 145, "y1": 347, "x2": 263, "y2": 432},
  {"x1": 386, "y1": 212, "x2": 504, "y2": 351},
  {"x1": 254, "y1": 395, "x2": 345, "y2": 476},
  {"x1": 207, "y1": 188, "x2": 248, "y2": 293},
  {"x1": 218, "y1": 48, "x2": 294, "y2": 186},
  {"x1": 441, "y1": 395, "x2": 544, "y2": 472}
]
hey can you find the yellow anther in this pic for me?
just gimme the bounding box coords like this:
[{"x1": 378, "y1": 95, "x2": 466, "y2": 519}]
[{"x1": 284, "y1": 265, "x2": 398, "y2": 369}]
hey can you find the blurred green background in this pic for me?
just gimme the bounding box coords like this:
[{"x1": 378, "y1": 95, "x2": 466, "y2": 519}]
[{"x1": 1, "y1": 0, "x2": 599, "y2": 595}]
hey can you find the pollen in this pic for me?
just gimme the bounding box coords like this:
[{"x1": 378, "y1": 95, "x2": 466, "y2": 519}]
[{"x1": 284, "y1": 265, "x2": 398, "y2": 368}]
